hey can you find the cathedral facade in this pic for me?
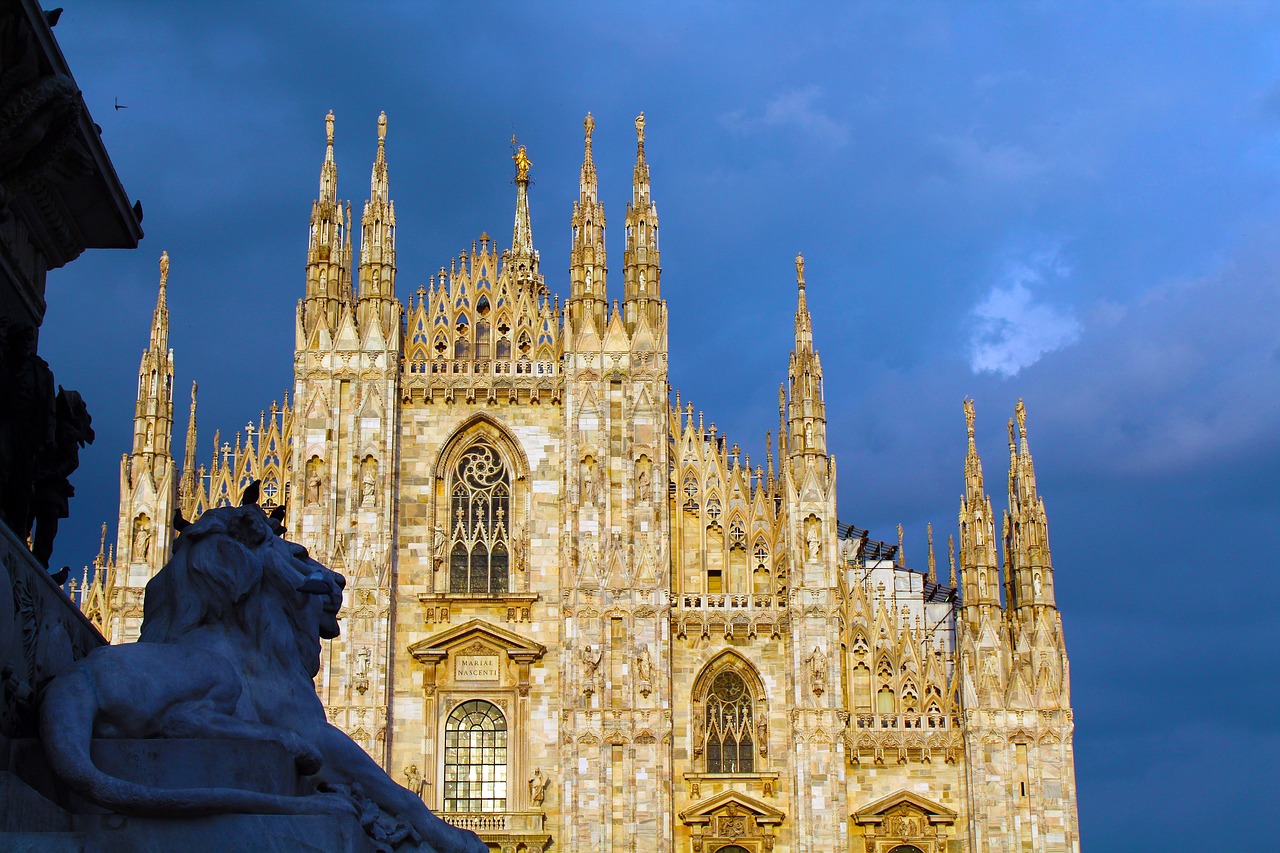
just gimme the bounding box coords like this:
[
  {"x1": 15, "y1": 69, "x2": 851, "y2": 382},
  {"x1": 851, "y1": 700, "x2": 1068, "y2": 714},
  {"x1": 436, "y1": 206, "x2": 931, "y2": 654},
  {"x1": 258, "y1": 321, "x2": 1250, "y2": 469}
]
[{"x1": 78, "y1": 112, "x2": 1080, "y2": 853}]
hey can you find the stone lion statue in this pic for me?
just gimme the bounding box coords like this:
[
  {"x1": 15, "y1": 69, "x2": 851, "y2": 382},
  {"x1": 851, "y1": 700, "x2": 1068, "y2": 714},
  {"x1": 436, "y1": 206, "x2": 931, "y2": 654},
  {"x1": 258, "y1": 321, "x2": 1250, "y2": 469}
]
[{"x1": 39, "y1": 501, "x2": 487, "y2": 853}]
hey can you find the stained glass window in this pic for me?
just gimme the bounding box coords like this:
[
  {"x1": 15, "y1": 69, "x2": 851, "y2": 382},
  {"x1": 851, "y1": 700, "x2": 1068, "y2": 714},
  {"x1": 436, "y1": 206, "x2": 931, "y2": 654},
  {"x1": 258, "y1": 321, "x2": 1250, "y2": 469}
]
[
  {"x1": 448, "y1": 443, "x2": 510, "y2": 594},
  {"x1": 704, "y1": 670, "x2": 754, "y2": 773}
]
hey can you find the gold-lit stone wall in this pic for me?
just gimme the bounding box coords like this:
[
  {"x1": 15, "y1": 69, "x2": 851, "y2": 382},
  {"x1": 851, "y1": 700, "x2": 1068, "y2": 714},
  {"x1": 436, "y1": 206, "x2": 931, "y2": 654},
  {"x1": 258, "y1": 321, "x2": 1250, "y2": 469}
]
[{"x1": 86, "y1": 112, "x2": 1080, "y2": 853}]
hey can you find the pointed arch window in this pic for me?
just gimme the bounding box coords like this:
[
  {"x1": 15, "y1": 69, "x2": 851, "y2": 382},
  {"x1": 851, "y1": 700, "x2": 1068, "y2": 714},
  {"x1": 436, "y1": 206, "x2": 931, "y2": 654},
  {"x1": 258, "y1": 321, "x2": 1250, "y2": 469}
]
[
  {"x1": 443, "y1": 700, "x2": 507, "y2": 812},
  {"x1": 448, "y1": 443, "x2": 510, "y2": 594},
  {"x1": 703, "y1": 670, "x2": 755, "y2": 773}
]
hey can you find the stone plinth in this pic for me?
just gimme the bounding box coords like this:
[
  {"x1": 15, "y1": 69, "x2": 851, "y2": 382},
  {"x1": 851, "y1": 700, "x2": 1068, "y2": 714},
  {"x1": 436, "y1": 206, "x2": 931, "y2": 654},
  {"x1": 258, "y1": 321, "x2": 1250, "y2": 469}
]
[{"x1": 3, "y1": 737, "x2": 379, "y2": 852}]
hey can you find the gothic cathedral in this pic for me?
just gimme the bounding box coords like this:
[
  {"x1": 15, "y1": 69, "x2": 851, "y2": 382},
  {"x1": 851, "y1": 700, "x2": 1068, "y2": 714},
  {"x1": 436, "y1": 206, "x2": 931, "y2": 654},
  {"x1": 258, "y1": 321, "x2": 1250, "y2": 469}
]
[{"x1": 78, "y1": 111, "x2": 1081, "y2": 853}]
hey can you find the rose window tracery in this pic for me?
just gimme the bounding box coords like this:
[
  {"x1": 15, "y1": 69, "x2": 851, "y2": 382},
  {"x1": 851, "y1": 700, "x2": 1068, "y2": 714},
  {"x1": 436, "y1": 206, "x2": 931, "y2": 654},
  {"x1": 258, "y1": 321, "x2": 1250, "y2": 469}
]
[
  {"x1": 704, "y1": 670, "x2": 755, "y2": 773},
  {"x1": 448, "y1": 443, "x2": 511, "y2": 594}
]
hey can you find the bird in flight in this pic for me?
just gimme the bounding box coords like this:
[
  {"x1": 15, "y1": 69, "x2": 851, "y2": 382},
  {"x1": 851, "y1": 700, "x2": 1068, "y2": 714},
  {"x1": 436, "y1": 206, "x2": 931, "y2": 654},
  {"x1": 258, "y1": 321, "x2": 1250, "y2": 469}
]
[{"x1": 114, "y1": 98, "x2": 127, "y2": 111}]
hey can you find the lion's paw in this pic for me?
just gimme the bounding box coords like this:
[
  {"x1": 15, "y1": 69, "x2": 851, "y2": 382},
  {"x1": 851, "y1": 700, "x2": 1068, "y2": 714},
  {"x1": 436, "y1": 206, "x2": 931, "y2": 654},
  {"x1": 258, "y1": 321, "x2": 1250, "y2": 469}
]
[{"x1": 283, "y1": 734, "x2": 325, "y2": 776}]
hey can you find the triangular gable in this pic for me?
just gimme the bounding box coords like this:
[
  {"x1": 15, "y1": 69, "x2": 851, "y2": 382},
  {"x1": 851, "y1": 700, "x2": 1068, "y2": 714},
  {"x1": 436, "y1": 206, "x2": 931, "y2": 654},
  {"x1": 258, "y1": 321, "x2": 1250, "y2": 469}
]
[
  {"x1": 852, "y1": 789, "x2": 957, "y2": 826},
  {"x1": 679, "y1": 790, "x2": 785, "y2": 826},
  {"x1": 408, "y1": 618, "x2": 545, "y2": 665}
]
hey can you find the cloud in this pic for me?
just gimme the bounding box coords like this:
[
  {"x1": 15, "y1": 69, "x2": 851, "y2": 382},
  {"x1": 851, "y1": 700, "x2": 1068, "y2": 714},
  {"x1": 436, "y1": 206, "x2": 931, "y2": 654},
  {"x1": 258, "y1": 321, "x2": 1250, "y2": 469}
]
[
  {"x1": 1030, "y1": 233, "x2": 1280, "y2": 477},
  {"x1": 720, "y1": 86, "x2": 850, "y2": 146},
  {"x1": 968, "y1": 248, "x2": 1082, "y2": 377},
  {"x1": 938, "y1": 133, "x2": 1050, "y2": 185}
]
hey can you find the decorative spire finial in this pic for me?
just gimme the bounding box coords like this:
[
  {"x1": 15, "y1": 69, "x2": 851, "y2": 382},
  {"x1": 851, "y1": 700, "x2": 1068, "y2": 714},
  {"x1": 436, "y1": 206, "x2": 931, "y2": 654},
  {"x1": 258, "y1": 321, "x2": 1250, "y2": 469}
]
[
  {"x1": 964, "y1": 398, "x2": 975, "y2": 440},
  {"x1": 159, "y1": 251, "x2": 170, "y2": 286},
  {"x1": 377, "y1": 111, "x2": 387, "y2": 145},
  {"x1": 325, "y1": 110, "x2": 335, "y2": 148},
  {"x1": 795, "y1": 252, "x2": 805, "y2": 289},
  {"x1": 1016, "y1": 397, "x2": 1027, "y2": 439},
  {"x1": 927, "y1": 523, "x2": 937, "y2": 582},
  {"x1": 585, "y1": 112, "x2": 595, "y2": 149},
  {"x1": 635, "y1": 112, "x2": 645, "y2": 146},
  {"x1": 948, "y1": 535, "x2": 957, "y2": 586},
  {"x1": 512, "y1": 137, "x2": 531, "y2": 182}
]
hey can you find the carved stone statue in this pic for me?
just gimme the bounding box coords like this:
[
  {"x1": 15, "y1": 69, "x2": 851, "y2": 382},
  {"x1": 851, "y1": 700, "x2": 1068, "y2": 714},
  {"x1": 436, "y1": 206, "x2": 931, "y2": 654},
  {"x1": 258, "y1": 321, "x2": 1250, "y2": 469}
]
[
  {"x1": 636, "y1": 644, "x2": 654, "y2": 697},
  {"x1": 529, "y1": 768, "x2": 549, "y2": 806},
  {"x1": 807, "y1": 645, "x2": 828, "y2": 696},
  {"x1": 0, "y1": 320, "x2": 55, "y2": 546},
  {"x1": 132, "y1": 516, "x2": 152, "y2": 563},
  {"x1": 29, "y1": 387, "x2": 94, "y2": 567},
  {"x1": 305, "y1": 457, "x2": 324, "y2": 506},
  {"x1": 38, "y1": 500, "x2": 487, "y2": 853},
  {"x1": 511, "y1": 522, "x2": 526, "y2": 572},
  {"x1": 806, "y1": 517, "x2": 821, "y2": 561},
  {"x1": 403, "y1": 764, "x2": 425, "y2": 798},
  {"x1": 361, "y1": 457, "x2": 378, "y2": 507},
  {"x1": 635, "y1": 457, "x2": 651, "y2": 504},
  {"x1": 581, "y1": 459, "x2": 602, "y2": 506},
  {"x1": 581, "y1": 644, "x2": 602, "y2": 694}
]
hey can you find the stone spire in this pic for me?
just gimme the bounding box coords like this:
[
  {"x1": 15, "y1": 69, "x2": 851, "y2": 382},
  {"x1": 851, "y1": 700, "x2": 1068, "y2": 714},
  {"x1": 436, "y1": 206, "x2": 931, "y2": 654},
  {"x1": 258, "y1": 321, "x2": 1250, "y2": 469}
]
[
  {"x1": 511, "y1": 138, "x2": 534, "y2": 258},
  {"x1": 787, "y1": 253, "x2": 826, "y2": 458},
  {"x1": 149, "y1": 250, "x2": 169, "y2": 353},
  {"x1": 1004, "y1": 399, "x2": 1057, "y2": 612},
  {"x1": 958, "y1": 399, "x2": 1001, "y2": 611},
  {"x1": 623, "y1": 112, "x2": 661, "y2": 330},
  {"x1": 927, "y1": 522, "x2": 937, "y2": 583},
  {"x1": 178, "y1": 381, "x2": 198, "y2": 509},
  {"x1": 505, "y1": 136, "x2": 542, "y2": 296},
  {"x1": 118, "y1": 251, "x2": 179, "y2": 593},
  {"x1": 303, "y1": 110, "x2": 353, "y2": 339},
  {"x1": 569, "y1": 112, "x2": 607, "y2": 332},
  {"x1": 358, "y1": 111, "x2": 397, "y2": 336},
  {"x1": 132, "y1": 252, "x2": 175, "y2": 460}
]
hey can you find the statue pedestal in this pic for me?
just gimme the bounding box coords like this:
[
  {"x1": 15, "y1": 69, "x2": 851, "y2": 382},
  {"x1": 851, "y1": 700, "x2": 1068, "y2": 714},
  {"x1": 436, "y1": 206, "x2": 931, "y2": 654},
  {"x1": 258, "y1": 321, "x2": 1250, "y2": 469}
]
[
  {"x1": 2, "y1": 738, "x2": 378, "y2": 852},
  {"x1": 68, "y1": 811, "x2": 375, "y2": 853}
]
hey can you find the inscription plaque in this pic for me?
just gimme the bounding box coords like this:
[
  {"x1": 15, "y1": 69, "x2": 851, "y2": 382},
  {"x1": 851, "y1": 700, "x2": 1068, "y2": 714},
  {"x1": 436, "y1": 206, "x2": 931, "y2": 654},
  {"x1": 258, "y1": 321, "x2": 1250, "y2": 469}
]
[{"x1": 455, "y1": 654, "x2": 500, "y2": 681}]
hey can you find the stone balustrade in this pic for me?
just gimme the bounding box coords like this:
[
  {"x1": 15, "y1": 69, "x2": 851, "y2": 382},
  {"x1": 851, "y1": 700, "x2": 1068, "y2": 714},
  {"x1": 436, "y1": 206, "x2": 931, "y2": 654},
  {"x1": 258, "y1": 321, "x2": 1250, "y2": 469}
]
[
  {"x1": 853, "y1": 712, "x2": 955, "y2": 731},
  {"x1": 440, "y1": 810, "x2": 545, "y2": 833},
  {"x1": 672, "y1": 592, "x2": 790, "y2": 640}
]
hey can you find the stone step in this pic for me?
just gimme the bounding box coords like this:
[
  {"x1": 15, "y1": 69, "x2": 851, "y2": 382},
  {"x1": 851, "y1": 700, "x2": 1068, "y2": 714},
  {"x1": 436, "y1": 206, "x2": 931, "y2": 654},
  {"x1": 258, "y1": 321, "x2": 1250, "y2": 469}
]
[
  {"x1": 88, "y1": 738, "x2": 303, "y2": 798},
  {"x1": 0, "y1": 770, "x2": 72, "y2": 832},
  {"x1": 7, "y1": 737, "x2": 305, "y2": 813},
  {"x1": 0, "y1": 831, "x2": 86, "y2": 852},
  {"x1": 71, "y1": 812, "x2": 376, "y2": 853}
]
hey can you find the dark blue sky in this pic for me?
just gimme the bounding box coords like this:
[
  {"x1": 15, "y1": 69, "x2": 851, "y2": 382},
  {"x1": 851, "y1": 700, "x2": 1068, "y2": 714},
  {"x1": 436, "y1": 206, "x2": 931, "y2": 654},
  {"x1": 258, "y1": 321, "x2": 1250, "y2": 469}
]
[{"x1": 39, "y1": 3, "x2": 1280, "y2": 848}]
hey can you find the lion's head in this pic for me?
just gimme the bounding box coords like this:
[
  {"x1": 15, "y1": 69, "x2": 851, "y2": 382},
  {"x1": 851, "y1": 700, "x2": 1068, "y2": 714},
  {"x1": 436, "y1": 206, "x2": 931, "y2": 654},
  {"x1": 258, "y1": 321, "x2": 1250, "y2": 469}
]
[{"x1": 139, "y1": 504, "x2": 345, "y2": 677}]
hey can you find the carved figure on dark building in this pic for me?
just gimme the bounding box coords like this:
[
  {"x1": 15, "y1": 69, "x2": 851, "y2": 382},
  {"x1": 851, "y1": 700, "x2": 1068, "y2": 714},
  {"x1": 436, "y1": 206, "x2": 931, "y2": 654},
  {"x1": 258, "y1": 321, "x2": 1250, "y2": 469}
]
[{"x1": 29, "y1": 386, "x2": 94, "y2": 566}]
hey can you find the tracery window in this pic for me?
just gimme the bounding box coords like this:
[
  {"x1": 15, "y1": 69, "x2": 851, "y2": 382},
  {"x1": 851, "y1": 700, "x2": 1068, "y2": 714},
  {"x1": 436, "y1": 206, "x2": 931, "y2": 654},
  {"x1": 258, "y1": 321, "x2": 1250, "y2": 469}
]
[
  {"x1": 443, "y1": 700, "x2": 507, "y2": 813},
  {"x1": 448, "y1": 443, "x2": 510, "y2": 594},
  {"x1": 704, "y1": 670, "x2": 755, "y2": 773}
]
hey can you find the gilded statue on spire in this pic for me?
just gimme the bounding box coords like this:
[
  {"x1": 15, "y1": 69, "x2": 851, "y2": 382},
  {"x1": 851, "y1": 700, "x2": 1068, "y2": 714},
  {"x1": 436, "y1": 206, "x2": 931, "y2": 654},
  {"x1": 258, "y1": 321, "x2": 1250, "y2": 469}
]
[
  {"x1": 635, "y1": 112, "x2": 645, "y2": 144},
  {"x1": 512, "y1": 140, "x2": 531, "y2": 182},
  {"x1": 795, "y1": 252, "x2": 805, "y2": 286},
  {"x1": 584, "y1": 112, "x2": 595, "y2": 145},
  {"x1": 377, "y1": 111, "x2": 387, "y2": 144},
  {"x1": 1015, "y1": 397, "x2": 1027, "y2": 438},
  {"x1": 159, "y1": 251, "x2": 170, "y2": 284},
  {"x1": 325, "y1": 110, "x2": 335, "y2": 145},
  {"x1": 964, "y1": 398, "x2": 975, "y2": 438}
]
